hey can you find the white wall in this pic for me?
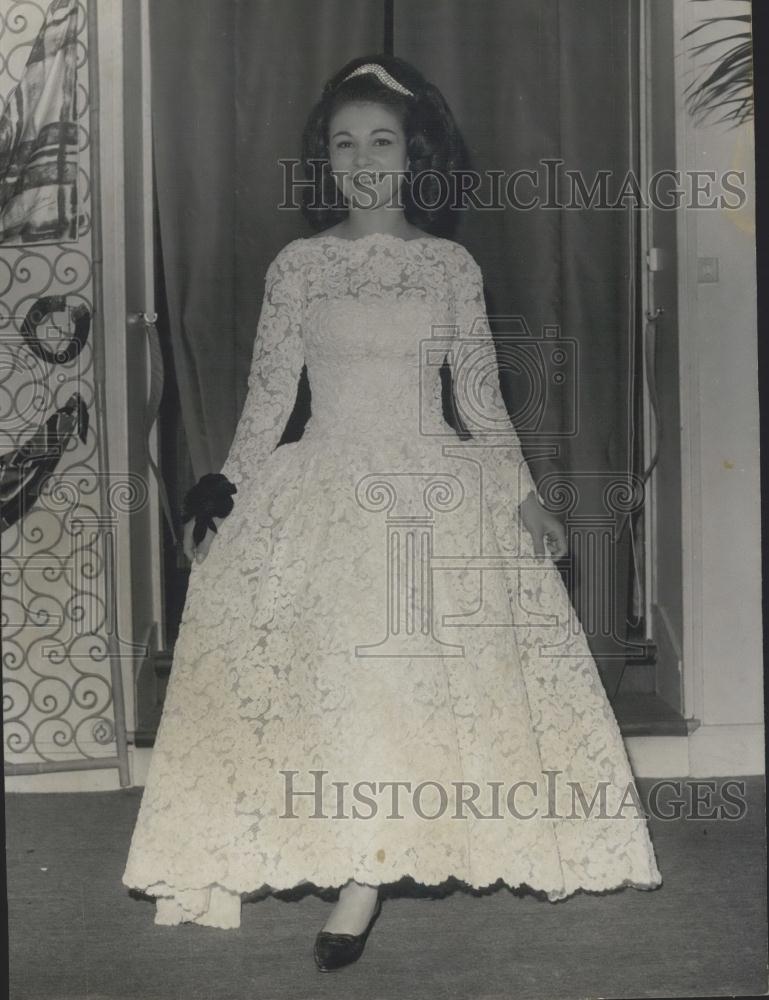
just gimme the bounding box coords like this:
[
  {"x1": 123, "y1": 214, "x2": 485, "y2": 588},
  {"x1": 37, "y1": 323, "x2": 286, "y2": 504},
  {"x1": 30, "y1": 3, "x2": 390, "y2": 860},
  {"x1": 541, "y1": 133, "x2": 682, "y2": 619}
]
[{"x1": 674, "y1": 0, "x2": 763, "y2": 775}]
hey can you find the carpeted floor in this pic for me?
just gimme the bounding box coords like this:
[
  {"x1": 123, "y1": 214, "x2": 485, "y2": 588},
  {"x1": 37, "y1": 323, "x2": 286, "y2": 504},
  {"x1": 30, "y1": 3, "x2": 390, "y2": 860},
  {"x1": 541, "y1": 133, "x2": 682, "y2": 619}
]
[{"x1": 5, "y1": 776, "x2": 768, "y2": 1000}]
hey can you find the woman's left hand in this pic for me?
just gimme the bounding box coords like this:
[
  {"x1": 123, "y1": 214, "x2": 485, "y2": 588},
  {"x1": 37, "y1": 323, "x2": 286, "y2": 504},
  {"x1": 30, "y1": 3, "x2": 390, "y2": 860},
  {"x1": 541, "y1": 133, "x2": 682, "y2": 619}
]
[{"x1": 519, "y1": 490, "x2": 568, "y2": 559}]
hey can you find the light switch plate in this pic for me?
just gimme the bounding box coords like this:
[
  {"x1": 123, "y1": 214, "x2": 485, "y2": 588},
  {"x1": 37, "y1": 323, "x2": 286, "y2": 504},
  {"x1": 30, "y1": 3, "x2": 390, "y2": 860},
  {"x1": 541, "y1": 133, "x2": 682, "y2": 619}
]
[{"x1": 697, "y1": 257, "x2": 719, "y2": 283}]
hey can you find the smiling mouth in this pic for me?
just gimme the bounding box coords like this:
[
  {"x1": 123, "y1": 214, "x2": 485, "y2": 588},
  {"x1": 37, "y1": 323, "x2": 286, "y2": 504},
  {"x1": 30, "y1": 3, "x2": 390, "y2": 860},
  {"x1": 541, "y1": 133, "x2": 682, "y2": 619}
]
[
  {"x1": 351, "y1": 169, "x2": 403, "y2": 182},
  {"x1": 352, "y1": 172, "x2": 381, "y2": 185}
]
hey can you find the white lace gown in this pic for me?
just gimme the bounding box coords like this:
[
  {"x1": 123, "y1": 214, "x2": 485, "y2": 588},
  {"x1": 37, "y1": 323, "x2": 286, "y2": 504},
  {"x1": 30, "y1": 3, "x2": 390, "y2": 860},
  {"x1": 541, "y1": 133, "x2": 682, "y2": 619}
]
[{"x1": 122, "y1": 233, "x2": 662, "y2": 929}]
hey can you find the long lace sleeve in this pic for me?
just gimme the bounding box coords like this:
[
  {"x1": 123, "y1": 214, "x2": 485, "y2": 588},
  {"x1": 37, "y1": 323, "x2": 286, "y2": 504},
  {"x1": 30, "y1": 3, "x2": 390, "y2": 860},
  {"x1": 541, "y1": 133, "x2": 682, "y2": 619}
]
[
  {"x1": 219, "y1": 246, "x2": 305, "y2": 487},
  {"x1": 448, "y1": 247, "x2": 538, "y2": 512}
]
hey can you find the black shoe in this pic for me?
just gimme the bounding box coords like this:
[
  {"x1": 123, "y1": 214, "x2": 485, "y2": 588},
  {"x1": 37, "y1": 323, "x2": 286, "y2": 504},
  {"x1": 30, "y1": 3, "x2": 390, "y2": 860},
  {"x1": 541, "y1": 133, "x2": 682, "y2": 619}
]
[{"x1": 313, "y1": 897, "x2": 382, "y2": 972}]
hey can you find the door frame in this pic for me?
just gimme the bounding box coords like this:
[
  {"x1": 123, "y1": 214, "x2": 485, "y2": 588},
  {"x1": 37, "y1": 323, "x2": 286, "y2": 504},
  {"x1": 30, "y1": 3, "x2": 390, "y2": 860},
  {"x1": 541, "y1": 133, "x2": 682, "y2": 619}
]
[
  {"x1": 638, "y1": 0, "x2": 689, "y2": 718},
  {"x1": 100, "y1": 0, "x2": 164, "y2": 746},
  {"x1": 671, "y1": 0, "x2": 705, "y2": 726}
]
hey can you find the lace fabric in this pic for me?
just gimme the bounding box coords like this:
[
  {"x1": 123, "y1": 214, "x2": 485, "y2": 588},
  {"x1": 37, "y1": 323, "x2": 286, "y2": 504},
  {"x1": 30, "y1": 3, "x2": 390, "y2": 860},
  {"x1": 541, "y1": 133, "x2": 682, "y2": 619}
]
[{"x1": 122, "y1": 233, "x2": 662, "y2": 929}]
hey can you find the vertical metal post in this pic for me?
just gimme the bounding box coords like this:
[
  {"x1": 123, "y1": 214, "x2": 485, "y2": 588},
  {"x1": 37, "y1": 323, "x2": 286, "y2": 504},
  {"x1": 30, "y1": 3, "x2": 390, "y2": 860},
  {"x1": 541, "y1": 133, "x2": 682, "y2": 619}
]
[
  {"x1": 87, "y1": 0, "x2": 131, "y2": 787},
  {"x1": 638, "y1": 0, "x2": 657, "y2": 636}
]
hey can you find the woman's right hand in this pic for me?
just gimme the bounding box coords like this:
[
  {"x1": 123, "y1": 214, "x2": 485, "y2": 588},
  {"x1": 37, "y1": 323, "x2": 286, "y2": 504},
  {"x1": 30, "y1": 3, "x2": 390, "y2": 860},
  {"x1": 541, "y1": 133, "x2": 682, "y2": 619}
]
[{"x1": 183, "y1": 517, "x2": 223, "y2": 563}]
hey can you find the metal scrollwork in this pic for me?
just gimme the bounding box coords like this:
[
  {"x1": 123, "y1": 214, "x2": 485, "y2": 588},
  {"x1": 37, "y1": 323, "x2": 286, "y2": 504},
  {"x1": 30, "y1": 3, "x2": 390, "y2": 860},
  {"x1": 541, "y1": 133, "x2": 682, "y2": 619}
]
[
  {"x1": 2, "y1": 1, "x2": 129, "y2": 782},
  {"x1": 21, "y1": 296, "x2": 91, "y2": 364}
]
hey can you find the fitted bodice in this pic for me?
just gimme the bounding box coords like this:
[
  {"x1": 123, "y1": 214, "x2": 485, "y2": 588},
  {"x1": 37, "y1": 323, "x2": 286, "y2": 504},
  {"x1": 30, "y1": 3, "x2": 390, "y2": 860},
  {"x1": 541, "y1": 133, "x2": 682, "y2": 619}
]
[
  {"x1": 303, "y1": 293, "x2": 448, "y2": 445},
  {"x1": 219, "y1": 232, "x2": 539, "y2": 508}
]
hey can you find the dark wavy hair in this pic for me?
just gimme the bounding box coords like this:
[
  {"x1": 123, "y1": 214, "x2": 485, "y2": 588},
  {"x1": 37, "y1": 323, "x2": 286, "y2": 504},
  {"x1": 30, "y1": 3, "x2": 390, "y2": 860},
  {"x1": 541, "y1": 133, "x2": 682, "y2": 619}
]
[{"x1": 300, "y1": 54, "x2": 470, "y2": 235}]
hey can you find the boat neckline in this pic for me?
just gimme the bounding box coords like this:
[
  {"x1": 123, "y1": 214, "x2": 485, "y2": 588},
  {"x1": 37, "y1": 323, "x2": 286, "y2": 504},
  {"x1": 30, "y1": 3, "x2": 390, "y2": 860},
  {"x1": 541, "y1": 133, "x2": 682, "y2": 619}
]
[{"x1": 302, "y1": 231, "x2": 442, "y2": 245}]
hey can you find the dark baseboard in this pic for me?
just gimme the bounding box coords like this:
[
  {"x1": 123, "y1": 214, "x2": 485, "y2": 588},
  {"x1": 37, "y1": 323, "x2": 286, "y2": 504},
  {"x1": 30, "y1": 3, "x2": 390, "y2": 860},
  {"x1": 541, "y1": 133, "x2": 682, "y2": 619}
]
[{"x1": 612, "y1": 692, "x2": 694, "y2": 736}]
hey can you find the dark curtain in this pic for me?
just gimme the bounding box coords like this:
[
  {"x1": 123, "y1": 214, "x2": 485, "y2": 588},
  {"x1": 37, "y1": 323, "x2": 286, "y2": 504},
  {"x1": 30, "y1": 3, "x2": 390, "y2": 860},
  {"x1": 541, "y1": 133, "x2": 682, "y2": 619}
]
[
  {"x1": 151, "y1": 0, "x2": 385, "y2": 478},
  {"x1": 151, "y1": 0, "x2": 642, "y2": 679},
  {"x1": 395, "y1": 0, "x2": 642, "y2": 679},
  {"x1": 151, "y1": 0, "x2": 238, "y2": 479}
]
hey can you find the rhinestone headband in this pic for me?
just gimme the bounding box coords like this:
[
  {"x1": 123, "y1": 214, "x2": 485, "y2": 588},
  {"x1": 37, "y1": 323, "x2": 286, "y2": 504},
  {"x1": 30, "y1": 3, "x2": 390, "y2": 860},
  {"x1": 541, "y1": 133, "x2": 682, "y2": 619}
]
[{"x1": 342, "y1": 63, "x2": 414, "y2": 97}]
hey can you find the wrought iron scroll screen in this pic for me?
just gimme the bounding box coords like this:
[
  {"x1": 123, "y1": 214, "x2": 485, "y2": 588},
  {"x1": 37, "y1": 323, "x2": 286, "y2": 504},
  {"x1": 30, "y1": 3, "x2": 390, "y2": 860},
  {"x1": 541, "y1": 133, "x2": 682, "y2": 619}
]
[{"x1": 2, "y1": 0, "x2": 132, "y2": 785}]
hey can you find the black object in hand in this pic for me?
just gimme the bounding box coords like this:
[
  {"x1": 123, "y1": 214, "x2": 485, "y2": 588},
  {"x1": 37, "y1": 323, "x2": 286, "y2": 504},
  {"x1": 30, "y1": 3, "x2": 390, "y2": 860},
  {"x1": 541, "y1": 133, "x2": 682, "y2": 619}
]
[{"x1": 181, "y1": 473, "x2": 238, "y2": 547}]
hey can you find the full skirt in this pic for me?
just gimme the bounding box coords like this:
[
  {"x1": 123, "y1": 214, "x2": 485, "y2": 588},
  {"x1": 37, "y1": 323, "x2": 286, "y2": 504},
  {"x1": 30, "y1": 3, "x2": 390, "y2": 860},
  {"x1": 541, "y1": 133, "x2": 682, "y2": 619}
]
[{"x1": 122, "y1": 431, "x2": 662, "y2": 928}]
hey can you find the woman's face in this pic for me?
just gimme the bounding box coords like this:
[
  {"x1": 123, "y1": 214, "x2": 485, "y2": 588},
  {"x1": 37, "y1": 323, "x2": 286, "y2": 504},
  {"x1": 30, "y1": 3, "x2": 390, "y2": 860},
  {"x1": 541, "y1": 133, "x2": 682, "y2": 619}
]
[{"x1": 328, "y1": 101, "x2": 409, "y2": 211}]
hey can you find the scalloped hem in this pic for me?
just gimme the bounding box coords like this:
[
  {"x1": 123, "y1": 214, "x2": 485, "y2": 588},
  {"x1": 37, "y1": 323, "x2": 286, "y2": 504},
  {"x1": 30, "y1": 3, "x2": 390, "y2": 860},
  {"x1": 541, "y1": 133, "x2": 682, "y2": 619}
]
[{"x1": 132, "y1": 867, "x2": 663, "y2": 930}]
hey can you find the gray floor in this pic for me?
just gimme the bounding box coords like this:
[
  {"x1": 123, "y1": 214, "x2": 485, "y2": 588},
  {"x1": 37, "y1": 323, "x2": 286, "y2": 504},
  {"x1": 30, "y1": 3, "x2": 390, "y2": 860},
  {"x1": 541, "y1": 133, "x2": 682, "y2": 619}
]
[{"x1": 5, "y1": 776, "x2": 768, "y2": 1000}]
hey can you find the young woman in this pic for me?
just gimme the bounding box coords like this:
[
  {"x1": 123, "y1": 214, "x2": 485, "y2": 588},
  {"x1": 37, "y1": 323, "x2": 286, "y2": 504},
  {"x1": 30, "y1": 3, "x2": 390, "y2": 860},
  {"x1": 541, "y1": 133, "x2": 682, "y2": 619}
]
[{"x1": 123, "y1": 54, "x2": 662, "y2": 972}]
